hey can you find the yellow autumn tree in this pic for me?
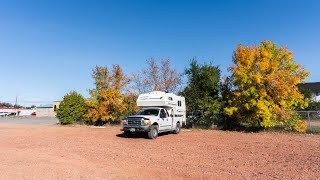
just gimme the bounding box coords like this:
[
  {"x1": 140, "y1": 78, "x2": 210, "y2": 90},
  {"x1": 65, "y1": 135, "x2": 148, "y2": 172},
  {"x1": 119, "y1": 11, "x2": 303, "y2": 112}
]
[
  {"x1": 122, "y1": 92, "x2": 140, "y2": 117},
  {"x1": 224, "y1": 40, "x2": 309, "y2": 131},
  {"x1": 85, "y1": 65, "x2": 129, "y2": 124}
]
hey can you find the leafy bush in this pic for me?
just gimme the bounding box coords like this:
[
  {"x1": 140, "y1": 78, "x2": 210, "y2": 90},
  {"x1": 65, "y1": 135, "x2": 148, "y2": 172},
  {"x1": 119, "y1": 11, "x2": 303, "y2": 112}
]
[
  {"x1": 285, "y1": 113, "x2": 307, "y2": 133},
  {"x1": 293, "y1": 120, "x2": 308, "y2": 133},
  {"x1": 56, "y1": 91, "x2": 86, "y2": 125}
]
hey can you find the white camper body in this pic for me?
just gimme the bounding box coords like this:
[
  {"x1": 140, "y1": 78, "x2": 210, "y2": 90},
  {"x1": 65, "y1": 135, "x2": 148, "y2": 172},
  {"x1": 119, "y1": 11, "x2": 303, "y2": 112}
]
[
  {"x1": 121, "y1": 91, "x2": 186, "y2": 139},
  {"x1": 137, "y1": 91, "x2": 186, "y2": 122}
]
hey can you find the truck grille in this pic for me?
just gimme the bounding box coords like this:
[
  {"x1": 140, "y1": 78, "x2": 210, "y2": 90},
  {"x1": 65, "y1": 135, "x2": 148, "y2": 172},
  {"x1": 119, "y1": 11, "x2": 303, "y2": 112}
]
[{"x1": 127, "y1": 118, "x2": 142, "y2": 125}]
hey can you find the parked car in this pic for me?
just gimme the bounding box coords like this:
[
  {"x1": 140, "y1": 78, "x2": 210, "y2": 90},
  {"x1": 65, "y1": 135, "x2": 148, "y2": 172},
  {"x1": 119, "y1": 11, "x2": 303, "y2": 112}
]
[
  {"x1": 0, "y1": 112, "x2": 9, "y2": 117},
  {"x1": 8, "y1": 112, "x2": 17, "y2": 116}
]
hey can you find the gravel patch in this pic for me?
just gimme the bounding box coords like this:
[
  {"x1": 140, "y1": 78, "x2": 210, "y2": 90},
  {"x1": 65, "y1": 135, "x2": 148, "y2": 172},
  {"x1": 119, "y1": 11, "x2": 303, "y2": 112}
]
[
  {"x1": 0, "y1": 117, "x2": 58, "y2": 126},
  {"x1": 0, "y1": 125, "x2": 319, "y2": 179}
]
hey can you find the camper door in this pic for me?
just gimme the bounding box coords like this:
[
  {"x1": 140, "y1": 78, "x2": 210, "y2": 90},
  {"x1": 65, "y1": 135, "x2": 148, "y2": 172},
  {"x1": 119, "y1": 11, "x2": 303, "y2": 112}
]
[{"x1": 159, "y1": 109, "x2": 171, "y2": 130}]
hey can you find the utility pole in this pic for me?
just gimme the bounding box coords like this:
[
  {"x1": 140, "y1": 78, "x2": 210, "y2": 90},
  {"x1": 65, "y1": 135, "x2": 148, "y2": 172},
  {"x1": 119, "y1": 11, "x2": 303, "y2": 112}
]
[
  {"x1": 15, "y1": 94, "x2": 18, "y2": 116},
  {"x1": 15, "y1": 94, "x2": 18, "y2": 107}
]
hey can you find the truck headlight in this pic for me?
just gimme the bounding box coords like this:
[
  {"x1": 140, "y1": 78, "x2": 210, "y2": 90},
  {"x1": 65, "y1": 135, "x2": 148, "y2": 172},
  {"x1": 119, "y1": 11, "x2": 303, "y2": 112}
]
[
  {"x1": 143, "y1": 119, "x2": 151, "y2": 125},
  {"x1": 121, "y1": 120, "x2": 127, "y2": 125}
]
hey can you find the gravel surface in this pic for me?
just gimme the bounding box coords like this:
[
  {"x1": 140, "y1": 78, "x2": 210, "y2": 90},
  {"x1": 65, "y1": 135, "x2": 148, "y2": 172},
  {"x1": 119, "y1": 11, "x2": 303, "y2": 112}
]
[
  {"x1": 0, "y1": 117, "x2": 58, "y2": 125},
  {"x1": 0, "y1": 124, "x2": 319, "y2": 179}
]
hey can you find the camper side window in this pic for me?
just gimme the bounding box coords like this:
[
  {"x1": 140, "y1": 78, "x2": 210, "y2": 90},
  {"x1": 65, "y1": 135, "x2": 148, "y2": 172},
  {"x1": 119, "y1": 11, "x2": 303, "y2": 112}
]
[
  {"x1": 178, "y1": 100, "x2": 181, "y2": 107},
  {"x1": 168, "y1": 97, "x2": 173, "y2": 101}
]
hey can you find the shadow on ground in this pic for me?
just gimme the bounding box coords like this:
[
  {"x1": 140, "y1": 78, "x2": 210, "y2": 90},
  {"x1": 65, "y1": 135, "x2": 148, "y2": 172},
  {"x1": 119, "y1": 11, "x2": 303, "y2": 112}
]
[{"x1": 116, "y1": 131, "x2": 172, "y2": 139}]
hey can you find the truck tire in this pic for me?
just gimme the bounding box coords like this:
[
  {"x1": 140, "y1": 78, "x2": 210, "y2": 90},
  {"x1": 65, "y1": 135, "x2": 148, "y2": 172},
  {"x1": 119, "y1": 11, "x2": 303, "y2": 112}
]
[
  {"x1": 173, "y1": 123, "x2": 181, "y2": 134},
  {"x1": 124, "y1": 131, "x2": 133, "y2": 138},
  {"x1": 148, "y1": 125, "x2": 158, "y2": 139}
]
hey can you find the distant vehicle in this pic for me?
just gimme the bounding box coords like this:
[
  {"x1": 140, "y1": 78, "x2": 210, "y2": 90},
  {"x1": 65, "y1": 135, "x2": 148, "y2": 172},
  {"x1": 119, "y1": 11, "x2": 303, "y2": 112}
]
[
  {"x1": 7, "y1": 112, "x2": 16, "y2": 116},
  {"x1": 121, "y1": 91, "x2": 186, "y2": 139},
  {"x1": 0, "y1": 112, "x2": 9, "y2": 117},
  {"x1": 31, "y1": 112, "x2": 36, "y2": 116}
]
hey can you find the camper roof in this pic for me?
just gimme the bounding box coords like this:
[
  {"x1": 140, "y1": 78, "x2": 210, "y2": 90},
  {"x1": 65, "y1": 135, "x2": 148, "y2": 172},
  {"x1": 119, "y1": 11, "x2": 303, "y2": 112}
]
[{"x1": 137, "y1": 91, "x2": 182, "y2": 108}]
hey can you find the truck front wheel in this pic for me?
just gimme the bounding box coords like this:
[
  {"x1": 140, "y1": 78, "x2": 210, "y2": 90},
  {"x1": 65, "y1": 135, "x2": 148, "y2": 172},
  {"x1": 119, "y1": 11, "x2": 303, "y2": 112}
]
[
  {"x1": 124, "y1": 131, "x2": 133, "y2": 138},
  {"x1": 148, "y1": 125, "x2": 158, "y2": 139}
]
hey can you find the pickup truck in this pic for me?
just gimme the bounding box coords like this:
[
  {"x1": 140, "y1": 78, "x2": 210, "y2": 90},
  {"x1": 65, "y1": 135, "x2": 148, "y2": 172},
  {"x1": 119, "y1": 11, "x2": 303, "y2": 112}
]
[{"x1": 121, "y1": 107, "x2": 181, "y2": 139}]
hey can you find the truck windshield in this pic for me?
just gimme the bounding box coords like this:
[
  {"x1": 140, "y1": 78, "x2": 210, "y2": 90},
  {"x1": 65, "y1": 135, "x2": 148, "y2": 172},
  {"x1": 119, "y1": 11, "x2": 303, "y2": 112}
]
[{"x1": 136, "y1": 109, "x2": 159, "y2": 116}]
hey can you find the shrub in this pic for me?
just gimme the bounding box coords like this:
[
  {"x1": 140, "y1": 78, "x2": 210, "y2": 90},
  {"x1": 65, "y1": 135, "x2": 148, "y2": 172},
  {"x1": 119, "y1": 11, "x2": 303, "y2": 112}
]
[
  {"x1": 56, "y1": 91, "x2": 86, "y2": 125},
  {"x1": 293, "y1": 120, "x2": 308, "y2": 133},
  {"x1": 285, "y1": 113, "x2": 307, "y2": 133}
]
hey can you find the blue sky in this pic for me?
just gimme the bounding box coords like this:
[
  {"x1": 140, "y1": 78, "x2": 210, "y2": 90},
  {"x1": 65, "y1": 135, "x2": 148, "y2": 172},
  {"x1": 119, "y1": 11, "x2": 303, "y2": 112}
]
[{"x1": 0, "y1": 0, "x2": 319, "y2": 105}]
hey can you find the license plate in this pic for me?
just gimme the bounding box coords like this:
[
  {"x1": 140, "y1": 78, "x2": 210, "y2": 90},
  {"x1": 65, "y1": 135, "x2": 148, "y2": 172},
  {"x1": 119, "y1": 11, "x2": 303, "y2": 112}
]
[{"x1": 129, "y1": 128, "x2": 135, "y2": 132}]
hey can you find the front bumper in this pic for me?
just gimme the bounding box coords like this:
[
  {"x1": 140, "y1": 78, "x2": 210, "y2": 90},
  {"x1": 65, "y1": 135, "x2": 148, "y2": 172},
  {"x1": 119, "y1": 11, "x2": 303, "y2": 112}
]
[{"x1": 121, "y1": 125, "x2": 151, "y2": 132}]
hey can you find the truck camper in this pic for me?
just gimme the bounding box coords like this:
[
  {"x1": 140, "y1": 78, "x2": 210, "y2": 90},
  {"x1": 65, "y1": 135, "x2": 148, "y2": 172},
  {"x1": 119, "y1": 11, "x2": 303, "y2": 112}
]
[{"x1": 121, "y1": 91, "x2": 186, "y2": 139}]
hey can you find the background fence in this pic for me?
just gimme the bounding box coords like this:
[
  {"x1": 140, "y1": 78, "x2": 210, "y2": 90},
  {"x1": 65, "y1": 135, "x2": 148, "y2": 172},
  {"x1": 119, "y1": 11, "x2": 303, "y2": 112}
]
[
  {"x1": 295, "y1": 111, "x2": 320, "y2": 133},
  {"x1": 184, "y1": 111, "x2": 320, "y2": 133}
]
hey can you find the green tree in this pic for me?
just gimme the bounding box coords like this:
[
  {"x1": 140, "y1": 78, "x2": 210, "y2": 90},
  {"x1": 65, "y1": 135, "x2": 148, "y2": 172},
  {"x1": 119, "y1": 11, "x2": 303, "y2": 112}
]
[
  {"x1": 13, "y1": 104, "x2": 24, "y2": 108},
  {"x1": 224, "y1": 40, "x2": 309, "y2": 131},
  {"x1": 0, "y1": 102, "x2": 13, "y2": 108},
  {"x1": 298, "y1": 88, "x2": 320, "y2": 111},
  {"x1": 56, "y1": 91, "x2": 86, "y2": 125},
  {"x1": 180, "y1": 58, "x2": 222, "y2": 126}
]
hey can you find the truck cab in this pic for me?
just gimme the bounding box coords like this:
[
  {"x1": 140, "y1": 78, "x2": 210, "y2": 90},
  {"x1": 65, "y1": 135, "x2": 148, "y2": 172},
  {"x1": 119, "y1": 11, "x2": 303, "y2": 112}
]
[{"x1": 121, "y1": 107, "x2": 181, "y2": 139}]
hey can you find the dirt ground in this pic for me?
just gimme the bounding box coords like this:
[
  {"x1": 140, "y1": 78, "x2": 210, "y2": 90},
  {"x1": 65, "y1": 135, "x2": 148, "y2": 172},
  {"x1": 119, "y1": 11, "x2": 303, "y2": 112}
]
[{"x1": 0, "y1": 124, "x2": 319, "y2": 179}]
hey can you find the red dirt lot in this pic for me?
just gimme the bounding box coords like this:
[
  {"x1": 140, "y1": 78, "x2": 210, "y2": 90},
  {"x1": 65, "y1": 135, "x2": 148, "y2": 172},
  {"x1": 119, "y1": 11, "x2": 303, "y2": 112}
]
[{"x1": 0, "y1": 124, "x2": 319, "y2": 179}]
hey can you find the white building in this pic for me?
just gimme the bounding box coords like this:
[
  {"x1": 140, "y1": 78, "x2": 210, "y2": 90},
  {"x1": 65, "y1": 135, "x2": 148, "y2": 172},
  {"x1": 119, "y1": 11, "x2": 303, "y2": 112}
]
[
  {"x1": 0, "y1": 107, "x2": 35, "y2": 117},
  {"x1": 298, "y1": 82, "x2": 320, "y2": 102},
  {"x1": 36, "y1": 101, "x2": 61, "y2": 117}
]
